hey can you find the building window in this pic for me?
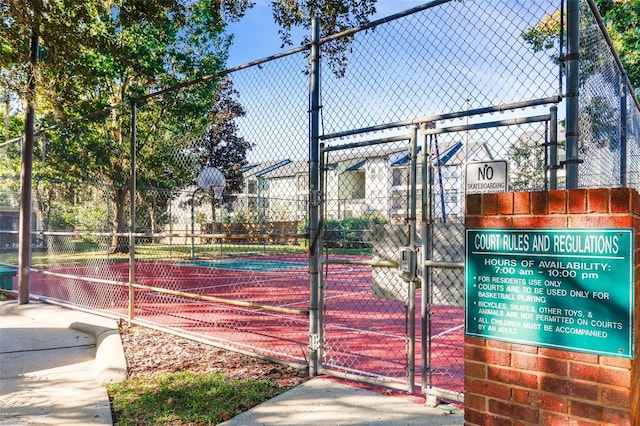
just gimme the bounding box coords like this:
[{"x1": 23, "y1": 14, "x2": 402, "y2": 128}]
[
  {"x1": 248, "y1": 180, "x2": 257, "y2": 194},
  {"x1": 392, "y1": 168, "x2": 408, "y2": 186}
]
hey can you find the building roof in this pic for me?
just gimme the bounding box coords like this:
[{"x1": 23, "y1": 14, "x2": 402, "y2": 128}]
[
  {"x1": 243, "y1": 159, "x2": 292, "y2": 178},
  {"x1": 256, "y1": 160, "x2": 307, "y2": 178}
]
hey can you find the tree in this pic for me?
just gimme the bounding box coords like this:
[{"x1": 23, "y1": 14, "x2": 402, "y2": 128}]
[
  {"x1": 1, "y1": 0, "x2": 378, "y2": 252},
  {"x1": 1, "y1": 0, "x2": 235, "y2": 252},
  {"x1": 521, "y1": 0, "x2": 640, "y2": 90},
  {"x1": 508, "y1": 130, "x2": 547, "y2": 191},
  {"x1": 591, "y1": 0, "x2": 640, "y2": 88},
  {"x1": 192, "y1": 78, "x2": 253, "y2": 227},
  {"x1": 521, "y1": 0, "x2": 638, "y2": 161},
  {"x1": 198, "y1": 79, "x2": 253, "y2": 197},
  {"x1": 271, "y1": 0, "x2": 377, "y2": 75}
]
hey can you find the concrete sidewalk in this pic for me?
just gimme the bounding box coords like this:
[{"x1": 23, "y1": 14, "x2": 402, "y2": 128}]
[
  {"x1": 220, "y1": 376, "x2": 464, "y2": 426},
  {"x1": 1, "y1": 299, "x2": 464, "y2": 425},
  {"x1": 0, "y1": 300, "x2": 126, "y2": 425}
]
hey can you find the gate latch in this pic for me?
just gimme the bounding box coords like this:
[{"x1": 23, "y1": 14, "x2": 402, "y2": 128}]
[
  {"x1": 309, "y1": 333, "x2": 321, "y2": 351},
  {"x1": 398, "y1": 247, "x2": 417, "y2": 282}
]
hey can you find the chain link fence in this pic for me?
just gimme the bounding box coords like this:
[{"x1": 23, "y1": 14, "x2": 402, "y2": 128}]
[
  {"x1": 1, "y1": 0, "x2": 639, "y2": 402},
  {"x1": 578, "y1": 0, "x2": 640, "y2": 189}
]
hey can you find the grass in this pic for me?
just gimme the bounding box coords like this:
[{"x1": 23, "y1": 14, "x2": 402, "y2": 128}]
[
  {"x1": 0, "y1": 240, "x2": 311, "y2": 267},
  {"x1": 108, "y1": 371, "x2": 293, "y2": 425},
  {"x1": 0, "y1": 239, "x2": 371, "y2": 268}
]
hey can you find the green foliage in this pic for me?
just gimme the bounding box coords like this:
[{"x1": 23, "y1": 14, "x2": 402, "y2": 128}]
[
  {"x1": 0, "y1": 143, "x2": 20, "y2": 207},
  {"x1": 271, "y1": 0, "x2": 377, "y2": 76},
  {"x1": 299, "y1": 214, "x2": 387, "y2": 248},
  {"x1": 46, "y1": 198, "x2": 109, "y2": 236},
  {"x1": 521, "y1": 9, "x2": 562, "y2": 54},
  {"x1": 596, "y1": 0, "x2": 640, "y2": 88},
  {"x1": 108, "y1": 371, "x2": 294, "y2": 425},
  {"x1": 521, "y1": 1, "x2": 640, "y2": 90},
  {"x1": 508, "y1": 131, "x2": 546, "y2": 191}
]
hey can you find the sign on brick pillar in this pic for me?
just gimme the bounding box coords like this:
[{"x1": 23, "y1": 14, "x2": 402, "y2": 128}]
[{"x1": 464, "y1": 189, "x2": 637, "y2": 426}]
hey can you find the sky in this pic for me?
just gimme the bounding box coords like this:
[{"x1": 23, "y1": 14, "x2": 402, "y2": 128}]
[{"x1": 225, "y1": 0, "x2": 428, "y2": 67}]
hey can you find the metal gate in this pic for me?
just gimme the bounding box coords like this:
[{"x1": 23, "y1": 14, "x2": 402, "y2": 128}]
[{"x1": 316, "y1": 107, "x2": 557, "y2": 402}]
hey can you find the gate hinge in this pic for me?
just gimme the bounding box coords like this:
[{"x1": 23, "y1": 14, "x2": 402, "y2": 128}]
[
  {"x1": 309, "y1": 333, "x2": 321, "y2": 351},
  {"x1": 310, "y1": 190, "x2": 322, "y2": 207}
]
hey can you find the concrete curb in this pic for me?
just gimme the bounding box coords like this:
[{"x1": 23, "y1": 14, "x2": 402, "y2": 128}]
[
  {"x1": 71, "y1": 321, "x2": 128, "y2": 385},
  {"x1": 1, "y1": 300, "x2": 127, "y2": 385}
]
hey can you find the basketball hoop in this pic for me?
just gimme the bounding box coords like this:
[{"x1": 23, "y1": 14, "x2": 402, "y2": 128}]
[
  {"x1": 197, "y1": 167, "x2": 226, "y2": 200},
  {"x1": 210, "y1": 184, "x2": 224, "y2": 201}
]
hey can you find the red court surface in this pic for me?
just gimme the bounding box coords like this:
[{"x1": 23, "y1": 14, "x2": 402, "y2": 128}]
[{"x1": 29, "y1": 254, "x2": 464, "y2": 395}]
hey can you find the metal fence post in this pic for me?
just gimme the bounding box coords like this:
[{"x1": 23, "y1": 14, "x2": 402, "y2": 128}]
[
  {"x1": 129, "y1": 100, "x2": 137, "y2": 322},
  {"x1": 18, "y1": 27, "x2": 39, "y2": 305},
  {"x1": 620, "y1": 73, "x2": 627, "y2": 187},
  {"x1": 408, "y1": 127, "x2": 418, "y2": 392},
  {"x1": 565, "y1": 0, "x2": 580, "y2": 189},
  {"x1": 308, "y1": 17, "x2": 321, "y2": 377},
  {"x1": 549, "y1": 106, "x2": 558, "y2": 190}
]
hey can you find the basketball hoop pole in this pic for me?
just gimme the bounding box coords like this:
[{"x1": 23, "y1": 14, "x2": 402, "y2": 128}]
[{"x1": 196, "y1": 166, "x2": 226, "y2": 236}]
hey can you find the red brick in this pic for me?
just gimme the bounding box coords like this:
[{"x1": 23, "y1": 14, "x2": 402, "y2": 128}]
[
  {"x1": 511, "y1": 353, "x2": 567, "y2": 375},
  {"x1": 498, "y1": 192, "x2": 514, "y2": 215},
  {"x1": 610, "y1": 187, "x2": 631, "y2": 213},
  {"x1": 512, "y1": 388, "x2": 541, "y2": 407},
  {"x1": 632, "y1": 189, "x2": 640, "y2": 215},
  {"x1": 465, "y1": 217, "x2": 485, "y2": 228},
  {"x1": 482, "y1": 193, "x2": 499, "y2": 215},
  {"x1": 587, "y1": 188, "x2": 609, "y2": 213},
  {"x1": 488, "y1": 366, "x2": 538, "y2": 389},
  {"x1": 464, "y1": 336, "x2": 487, "y2": 347},
  {"x1": 465, "y1": 361, "x2": 487, "y2": 379},
  {"x1": 570, "y1": 363, "x2": 631, "y2": 387},
  {"x1": 568, "y1": 189, "x2": 587, "y2": 213},
  {"x1": 539, "y1": 394, "x2": 568, "y2": 413},
  {"x1": 542, "y1": 411, "x2": 599, "y2": 426},
  {"x1": 549, "y1": 190, "x2": 566, "y2": 213},
  {"x1": 464, "y1": 408, "x2": 512, "y2": 426},
  {"x1": 486, "y1": 340, "x2": 538, "y2": 354},
  {"x1": 467, "y1": 194, "x2": 482, "y2": 215},
  {"x1": 513, "y1": 192, "x2": 530, "y2": 215},
  {"x1": 601, "y1": 406, "x2": 631, "y2": 425},
  {"x1": 539, "y1": 348, "x2": 599, "y2": 363},
  {"x1": 531, "y1": 191, "x2": 548, "y2": 215},
  {"x1": 468, "y1": 216, "x2": 512, "y2": 228},
  {"x1": 465, "y1": 378, "x2": 512, "y2": 400},
  {"x1": 601, "y1": 356, "x2": 632, "y2": 369},
  {"x1": 489, "y1": 399, "x2": 539, "y2": 423},
  {"x1": 463, "y1": 407, "x2": 484, "y2": 426},
  {"x1": 464, "y1": 392, "x2": 487, "y2": 411},
  {"x1": 570, "y1": 400, "x2": 604, "y2": 422},
  {"x1": 601, "y1": 385, "x2": 631, "y2": 407},
  {"x1": 570, "y1": 400, "x2": 629, "y2": 424},
  {"x1": 540, "y1": 376, "x2": 598, "y2": 400},
  {"x1": 512, "y1": 215, "x2": 567, "y2": 228},
  {"x1": 569, "y1": 215, "x2": 633, "y2": 228},
  {"x1": 465, "y1": 346, "x2": 511, "y2": 366}
]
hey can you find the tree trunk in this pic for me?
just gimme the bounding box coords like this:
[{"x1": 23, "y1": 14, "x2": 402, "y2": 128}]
[{"x1": 110, "y1": 186, "x2": 129, "y2": 254}]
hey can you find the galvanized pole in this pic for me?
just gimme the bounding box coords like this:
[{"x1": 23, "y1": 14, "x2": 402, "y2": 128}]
[
  {"x1": 619, "y1": 73, "x2": 627, "y2": 187},
  {"x1": 565, "y1": 0, "x2": 580, "y2": 189},
  {"x1": 406, "y1": 127, "x2": 419, "y2": 392},
  {"x1": 421, "y1": 124, "x2": 435, "y2": 404},
  {"x1": 308, "y1": 17, "x2": 321, "y2": 377},
  {"x1": 128, "y1": 100, "x2": 137, "y2": 322},
  {"x1": 18, "y1": 28, "x2": 39, "y2": 305},
  {"x1": 549, "y1": 106, "x2": 558, "y2": 190}
]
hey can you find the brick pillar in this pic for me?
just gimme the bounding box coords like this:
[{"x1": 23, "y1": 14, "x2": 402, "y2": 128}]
[{"x1": 464, "y1": 189, "x2": 638, "y2": 425}]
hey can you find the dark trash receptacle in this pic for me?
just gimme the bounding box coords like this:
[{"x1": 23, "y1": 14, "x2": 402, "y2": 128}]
[{"x1": 0, "y1": 268, "x2": 17, "y2": 290}]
